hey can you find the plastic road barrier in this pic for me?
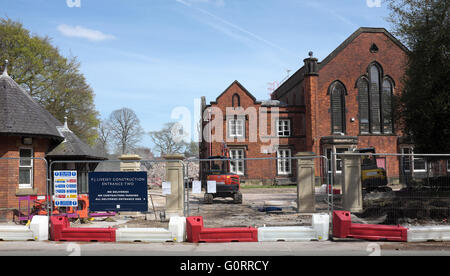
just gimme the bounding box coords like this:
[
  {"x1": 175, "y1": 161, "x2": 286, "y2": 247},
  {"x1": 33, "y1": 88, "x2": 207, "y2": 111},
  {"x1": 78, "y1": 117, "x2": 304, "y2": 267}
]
[
  {"x1": 407, "y1": 226, "x2": 450, "y2": 242},
  {"x1": 0, "y1": 215, "x2": 48, "y2": 241},
  {"x1": 333, "y1": 211, "x2": 407, "y2": 242},
  {"x1": 116, "y1": 216, "x2": 186, "y2": 243},
  {"x1": 50, "y1": 216, "x2": 116, "y2": 242},
  {"x1": 186, "y1": 216, "x2": 258, "y2": 243},
  {"x1": 258, "y1": 214, "x2": 329, "y2": 242}
]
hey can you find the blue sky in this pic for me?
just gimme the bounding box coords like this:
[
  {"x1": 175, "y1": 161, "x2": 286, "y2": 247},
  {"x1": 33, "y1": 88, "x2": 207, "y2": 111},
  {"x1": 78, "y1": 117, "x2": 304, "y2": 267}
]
[{"x1": 1, "y1": 0, "x2": 392, "y2": 149}]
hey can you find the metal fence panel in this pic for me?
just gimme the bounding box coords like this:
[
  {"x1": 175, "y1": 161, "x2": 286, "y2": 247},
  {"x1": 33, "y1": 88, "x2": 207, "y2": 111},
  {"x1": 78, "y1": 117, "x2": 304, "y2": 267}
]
[
  {"x1": 332, "y1": 152, "x2": 450, "y2": 226},
  {"x1": 184, "y1": 156, "x2": 331, "y2": 228}
]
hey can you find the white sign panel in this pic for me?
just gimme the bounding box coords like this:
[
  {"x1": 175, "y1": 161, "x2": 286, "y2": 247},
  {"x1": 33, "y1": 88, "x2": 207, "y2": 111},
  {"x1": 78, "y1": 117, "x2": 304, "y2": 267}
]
[
  {"x1": 162, "y1": 182, "x2": 172, "y2": 195},
  {"x1": 54, "y1": 171, "x2": 78, "y2": 207},
  {"x1": 207, "y1": 181, "x2": 217, "y2": 194},
  {"x1": 192, "y1": 181, "x2": 202, "y2": 194}
]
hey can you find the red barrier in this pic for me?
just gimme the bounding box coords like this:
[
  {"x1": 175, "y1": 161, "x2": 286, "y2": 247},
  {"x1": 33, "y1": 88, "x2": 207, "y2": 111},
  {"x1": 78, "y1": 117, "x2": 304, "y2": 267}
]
[
  {"x1": 186, "y1": 216, "x2": 258, "y2": 243},
  {"x1": 50, "y1": 216, "x2": 116, "y2": 242},
  {"x1": 333, "y1": 211, "x2": 407, "y2": 242}
]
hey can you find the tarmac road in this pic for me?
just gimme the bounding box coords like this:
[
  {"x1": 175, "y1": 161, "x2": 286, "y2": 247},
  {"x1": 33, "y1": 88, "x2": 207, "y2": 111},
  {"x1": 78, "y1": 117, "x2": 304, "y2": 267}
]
[{"x1": 1, "y1": 241, "x2": 450, "y2": 256}]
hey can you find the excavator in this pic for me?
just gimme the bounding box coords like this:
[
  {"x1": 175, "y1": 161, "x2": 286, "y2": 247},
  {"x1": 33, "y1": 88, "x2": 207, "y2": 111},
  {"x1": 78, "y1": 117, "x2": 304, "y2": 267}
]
[
  {"x1": 356, "y1": 147, "x2": 391, "y2": 192},
  {"x1": 201, "y1": 144, "x2": 243, "y2": 204}
]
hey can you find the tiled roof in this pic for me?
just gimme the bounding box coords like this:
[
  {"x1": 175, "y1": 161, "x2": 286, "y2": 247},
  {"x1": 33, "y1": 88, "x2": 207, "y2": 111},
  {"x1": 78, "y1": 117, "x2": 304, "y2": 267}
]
[
  {"x1": 0, "y1": 69, "x2": 64, "y2": 141},
  {"x1": 47, "y1": 122, "x2": 107, "y2": 160}
]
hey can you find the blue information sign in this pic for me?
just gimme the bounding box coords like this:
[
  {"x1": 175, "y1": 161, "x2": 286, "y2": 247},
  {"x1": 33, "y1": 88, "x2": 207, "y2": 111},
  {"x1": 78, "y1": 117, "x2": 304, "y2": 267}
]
[{"x1": 88, "y1": 172, "x2": 148, "y2": 212}]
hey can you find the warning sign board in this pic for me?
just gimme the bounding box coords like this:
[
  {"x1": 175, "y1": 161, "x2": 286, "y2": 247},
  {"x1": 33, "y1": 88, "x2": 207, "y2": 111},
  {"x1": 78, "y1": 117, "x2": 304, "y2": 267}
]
[{"x1": 54, "y1": 171, "x2": 78, "y2": 207}]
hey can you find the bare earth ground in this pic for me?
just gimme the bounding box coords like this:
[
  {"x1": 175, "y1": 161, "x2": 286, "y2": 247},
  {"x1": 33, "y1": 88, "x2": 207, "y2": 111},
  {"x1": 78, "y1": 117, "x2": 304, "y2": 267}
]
[{"x1": 80, "y1": 187, "x2": 325, "y2": 229}]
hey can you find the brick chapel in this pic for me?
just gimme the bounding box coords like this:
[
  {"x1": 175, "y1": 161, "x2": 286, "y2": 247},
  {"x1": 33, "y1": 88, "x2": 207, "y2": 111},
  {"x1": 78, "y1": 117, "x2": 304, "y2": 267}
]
[{"x1": 200, "y1": 27, "x2": 417, "y2": 185}]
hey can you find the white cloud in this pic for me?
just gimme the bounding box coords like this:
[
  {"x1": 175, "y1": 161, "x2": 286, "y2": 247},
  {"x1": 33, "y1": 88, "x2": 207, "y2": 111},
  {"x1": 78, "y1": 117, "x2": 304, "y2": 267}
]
[
  {"x1": 57, "y1": 24, "x2": 116, "y2": 42},
  {"x1": 176, "y1": 0, "x2": 225, "y2": 8}
]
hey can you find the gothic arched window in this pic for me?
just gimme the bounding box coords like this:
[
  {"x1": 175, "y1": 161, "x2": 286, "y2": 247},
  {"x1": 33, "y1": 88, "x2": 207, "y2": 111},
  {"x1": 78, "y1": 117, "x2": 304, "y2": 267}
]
[
  {"x1": 357, "y1": 62, "x2": 395, "y2": 134},
  {"x1": 328, "y1": 81, "x2": 347, "y2": 134},
  {"x1": 232, "y1": 93, "x2": 240, "y2": 108}
]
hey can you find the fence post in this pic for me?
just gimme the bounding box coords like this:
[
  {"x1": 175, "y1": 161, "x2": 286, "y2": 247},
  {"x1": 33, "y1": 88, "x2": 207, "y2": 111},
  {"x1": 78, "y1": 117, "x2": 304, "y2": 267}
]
[
  {"x1": 296, "y1": 152, "x2": 316, "y2": 213},
  {"x1": 342, "y1": 152, "x2": 363, "y2": 213},
  {"x1": 164, "y1": 154, "x2": 185, "y2": 218}
]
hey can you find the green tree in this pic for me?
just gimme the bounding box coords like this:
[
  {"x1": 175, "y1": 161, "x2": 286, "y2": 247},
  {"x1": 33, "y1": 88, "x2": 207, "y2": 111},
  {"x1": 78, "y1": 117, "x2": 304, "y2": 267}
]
[
  {"x1": 387, "y1": 0, "x2": 450, "y2": 154},
  {"x1": 0, "y1": 18, "x2": 99, "y2": 145}
]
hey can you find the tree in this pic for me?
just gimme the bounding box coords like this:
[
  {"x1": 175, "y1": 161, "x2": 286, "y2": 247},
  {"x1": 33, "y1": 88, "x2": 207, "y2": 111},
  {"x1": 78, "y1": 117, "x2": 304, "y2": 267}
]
[
  {"x1": 387, "y1": 0, "x2": 450, "y2": 153},
  {"x1": 109, "y1": 108, "x2": 145, "y2": 154},
  {"x1": 149, "y1": 122, "x2": 189, "y2": 156},
  {"x1": 93, "y1": 119, "x2": 112, "y2": 155},
  {"x1": 184, "y1": 141, "x2": 199, "y2": 158},
  {"x1": 132, "y1": 147, "x2": 155, "y2": 170},
  {"x1": 0, "y1": 18, "x2": 99, "y2": 145}
]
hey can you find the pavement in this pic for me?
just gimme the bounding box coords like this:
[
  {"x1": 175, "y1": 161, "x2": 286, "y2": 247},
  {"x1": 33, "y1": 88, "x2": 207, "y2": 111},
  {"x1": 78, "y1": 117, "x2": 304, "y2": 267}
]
[{"x1": 1, "y1": 240, "x2": 450, "y2": 256}]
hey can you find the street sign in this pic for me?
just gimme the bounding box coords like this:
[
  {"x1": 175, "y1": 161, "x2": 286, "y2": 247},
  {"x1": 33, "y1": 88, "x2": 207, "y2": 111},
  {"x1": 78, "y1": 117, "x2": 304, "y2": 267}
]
[
  {"x1": 88, "y1": 171, "x2": 148, "y2": 212},
  {"x1": 54, "y1": 171, "x2": 78, "y2": 207}
]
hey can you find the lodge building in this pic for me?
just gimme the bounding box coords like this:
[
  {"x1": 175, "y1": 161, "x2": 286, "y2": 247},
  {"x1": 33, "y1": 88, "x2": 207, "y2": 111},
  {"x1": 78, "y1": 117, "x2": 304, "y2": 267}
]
[
  {"x1": 199, "y1": 27, "x2": 425, "y2": 185},
  {"x1": 0, "y1": 61, "x2": 105, "y2": 222}
]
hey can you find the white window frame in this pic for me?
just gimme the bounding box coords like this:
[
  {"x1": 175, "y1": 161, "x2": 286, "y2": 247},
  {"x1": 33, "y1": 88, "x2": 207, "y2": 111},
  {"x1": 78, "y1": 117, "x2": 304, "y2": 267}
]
[
  {"x1": 228, "y1": 118, "x2": 245, "y2": 138},
  {"x1": 277, "y1": 149, "x2": 292, "y2": 175},
  {"x1": 325, "y1": 146, "x2": 349, "y2": 175},
  {"x1": 229, "y1": 148, "x2": 245, "y2": 175},
  {"x1": 401, "y1": 147, "x2": 427, "y2": 173},
  {"x1": 19, "y1": 147, "x2": 34, "y2": 189},
  {"x1": 276, "y1": 119, "x2": 291, "y2": 137},
  {"x1": 447, "y1": 160, "x2": 450, "y2": 172}
]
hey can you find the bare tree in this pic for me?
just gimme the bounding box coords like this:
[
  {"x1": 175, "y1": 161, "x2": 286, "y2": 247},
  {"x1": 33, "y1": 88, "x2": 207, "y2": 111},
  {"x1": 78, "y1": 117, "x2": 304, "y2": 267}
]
[
  {"x1": 94, "y1": 119, "x2": 112, "y2": 155},
  {"x1": 132, "y1": 147, "x2": 155, "y2": 170},
  {"x1": 149, "y1": 122, "x2": 188, "y2": 156},
  {"x1": 109, "y1": 108, "x2": 144, "y2": 154}
]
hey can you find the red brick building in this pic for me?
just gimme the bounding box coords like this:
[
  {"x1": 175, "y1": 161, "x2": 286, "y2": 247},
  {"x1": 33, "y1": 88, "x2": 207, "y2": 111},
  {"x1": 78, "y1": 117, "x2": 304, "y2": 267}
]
[
  {"x1": 200, "y1": 27, "x2": 412, "y2": 185},
  {"x1": 0, "y1": 62, "x2": 105, "y2": 222}
]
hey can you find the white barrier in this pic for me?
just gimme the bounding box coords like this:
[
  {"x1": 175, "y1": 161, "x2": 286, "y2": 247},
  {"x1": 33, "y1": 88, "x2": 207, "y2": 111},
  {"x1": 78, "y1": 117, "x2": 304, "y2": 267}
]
[
  {"x1": 0, "y1": 226, "x2": 35, "y2": 241},
  {"x1": 116, "y1": 217, "x2": 186, "y2": 243},
  {"x1": 0, "y1": 216, "x2": 48, "y2": 241},
  {"x1": 407, "y1": 226, "x2": 450, "y2": 242},
  {"x1": 29, "y1": 216, "x2": 49, "y2": 241},
  {"x1": 258, "y1": 214, "x2": 329, "y2": 242}
]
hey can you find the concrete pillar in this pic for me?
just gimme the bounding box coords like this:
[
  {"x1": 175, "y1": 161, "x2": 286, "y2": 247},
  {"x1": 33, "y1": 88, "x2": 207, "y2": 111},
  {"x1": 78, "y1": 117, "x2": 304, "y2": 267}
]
[
  {"x1": 118, "y1": 154, "x2": 143, "y2": 216},
  {"x1": 342, "y1": 152, "x2": 363, "y2": 213},
  {"x1": 119, "y1": 154, "x2": 142, "y2": 172},
  {"x1": 164, "y1": 154, "x2": 185, "y2": 218},
  {"x1": 296, "y1": 152, "x2": 316, "y2": 213}
]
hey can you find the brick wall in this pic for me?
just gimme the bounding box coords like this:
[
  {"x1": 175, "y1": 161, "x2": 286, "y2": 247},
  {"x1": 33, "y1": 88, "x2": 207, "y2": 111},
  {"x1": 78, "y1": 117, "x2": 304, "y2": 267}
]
[
  {"x1": 0, "y1": 136, "x2": 50, "y2": 221},
  {"x1": 201, "y1": 82, "x2": 306, "y2": 184}
]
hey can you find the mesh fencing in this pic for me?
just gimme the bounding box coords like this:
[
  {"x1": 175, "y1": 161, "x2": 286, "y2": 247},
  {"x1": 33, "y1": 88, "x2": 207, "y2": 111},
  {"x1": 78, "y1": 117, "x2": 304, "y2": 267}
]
[
  {"x1": 184, "y1": 156, "x2": 331, "y2": 228},
  {"x1": 333, "y1": 153, "x2": 450, "y2": 226}
]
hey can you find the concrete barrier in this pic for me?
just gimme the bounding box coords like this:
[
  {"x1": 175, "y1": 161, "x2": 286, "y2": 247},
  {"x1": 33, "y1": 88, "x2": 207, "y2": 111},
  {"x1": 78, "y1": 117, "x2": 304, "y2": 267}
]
[
  {"x1": 0, "y1": 215, "x2": 48, "y2": 241},
  {"x1": 258, "y1": 214, "x2": 329, "y2": 242},
  {"x1": 116, "y1": 217, "x2": 186, "y2": 243},
  {"x1": 407, "y1": 226, "x2": 450, "y2": 242}
]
